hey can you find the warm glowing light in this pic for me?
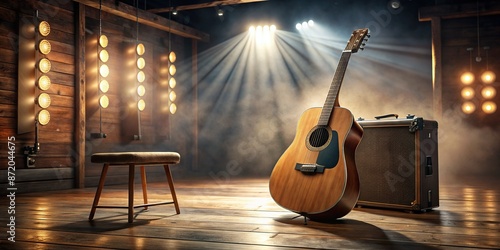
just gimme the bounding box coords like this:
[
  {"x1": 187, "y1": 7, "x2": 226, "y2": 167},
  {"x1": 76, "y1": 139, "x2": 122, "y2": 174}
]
[
  {"x1": 461, "y1": 87, "x2": 475, "y2": 100},
  {"x1": 136, "y1": 43, "x2": 145, "y2": 55},
  {"x1": 39, "y1": 39, "x2": 51, "y2": 54},
  {"x1": 482, "y1": 101, "x2": 497, "y2": 114},
  {"x1": 461, "y1": 101, "x2": 476, "y2": 114},
  {"x1": 137, "y1": 85, "x2": 145, "y2": 97},
  {"x1": 99, "y1": 49, "x2": 109, "y2": 63},
  {"x1": 99, "y1": 64, "x2": 109, "y2": 77},
  {"x1": 460, "y1": 72, "x2": 474, "y2": 85},
  {"x1": 99, "y1": 34, "x2": 108, "y2": 48},
  {"x1": 481, "y1": 86, "x2": 496, "y2": 99},
  {"x1": 99, "y1": 80, "x2": 109, "y2": 93},
  {"x1": 37, "y1": 93, "x2": 51, "y2": 108},
  {"x1": 169, "y1": 91, "x2": 177, "y2": 102},
  {"x1": 169, "y1": 77, "x2": 176, "y2": 88},
  {"x1": 38, "y1": 75, "x2": 51, "y2": 90},
  {"x1": 39, "y1": 21, "x2": 50, "y2": 36},
  {"x1": 270, "y1": 25, "x2": 276, "y2": 32},
  {"x1": 99, "y1": 95, "x2": 109, "y2": 108},
  {"x1": 169, "y1": 51, "x2": 176, "y2": 63},
  {"x1": 137, "y1": 71, "x2": 145, "y2": 82},
  {"x1": 138, "y1": 99, "x2": 145, "y2": 111},
  {"x1": 37, "y1": 110, "x2": 50, "y2": 125},
  {"x1": 249, "y1": 26, "x2": 255, "y2": 33},
  {"x1": 481, "y1": 70, "x2": 496, "y2": 84},
  {"x1": 137, "y1": 57, "x2": 145, "y2": 69},
  {"x1": 169, "y1": 103, "x2": 177, "y2": 114},
  {"x1": 169, "y1": 65, "x2": 176, "y2": 76},
  {"x1": 39, "y1": 58, "x2": 51, "y2": 73}
]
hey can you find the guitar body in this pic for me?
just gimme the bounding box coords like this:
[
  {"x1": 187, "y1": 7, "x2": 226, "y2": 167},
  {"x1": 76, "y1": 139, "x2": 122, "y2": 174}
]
[{"x1": 269, "y1": 107, "x2": 363, "y2": 220}]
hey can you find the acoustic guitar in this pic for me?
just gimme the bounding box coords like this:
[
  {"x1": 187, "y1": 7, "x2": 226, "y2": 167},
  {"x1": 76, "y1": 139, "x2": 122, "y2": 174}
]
[{"x1": 269, "y1": 28, "x2": 369, "y2": 221}]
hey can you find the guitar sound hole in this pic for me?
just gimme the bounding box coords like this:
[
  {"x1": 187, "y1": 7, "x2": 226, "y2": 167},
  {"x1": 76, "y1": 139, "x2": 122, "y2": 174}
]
[{"x1": 309, "y1": 127, "x2": 330, "y2": 148}]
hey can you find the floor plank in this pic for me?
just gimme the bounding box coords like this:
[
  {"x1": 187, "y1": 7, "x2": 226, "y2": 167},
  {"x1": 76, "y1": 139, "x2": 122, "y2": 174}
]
[{"x1": 1, "y1": 178, "x2": 499, "y2": 249}]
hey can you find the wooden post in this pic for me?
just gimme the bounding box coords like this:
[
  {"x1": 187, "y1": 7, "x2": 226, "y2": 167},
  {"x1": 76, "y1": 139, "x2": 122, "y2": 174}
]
[
  {"x1": 192, "y1": 39, "x2": 199, "y2": 170},
  {"x1": 431, "y1": 17, "x2": 443, "y2": 121},
  {"x1": 75, "y1": 3, "x2": 86, "y2": 188}
]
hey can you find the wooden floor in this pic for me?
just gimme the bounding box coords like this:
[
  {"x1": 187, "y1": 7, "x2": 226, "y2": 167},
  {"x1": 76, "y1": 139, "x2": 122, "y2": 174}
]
[{"x1": 1, "y1": 177, "x2": 499, "y2": 249}]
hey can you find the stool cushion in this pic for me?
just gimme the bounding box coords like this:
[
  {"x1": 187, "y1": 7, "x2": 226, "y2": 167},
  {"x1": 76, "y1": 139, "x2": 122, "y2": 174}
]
[{"x1": 91, "y1": 152, "x2": 180, "y2": 165}]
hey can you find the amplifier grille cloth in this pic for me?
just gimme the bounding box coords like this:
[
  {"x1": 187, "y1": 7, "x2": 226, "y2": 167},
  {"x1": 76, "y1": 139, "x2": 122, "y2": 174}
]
[{"x1": 356, "y1": 126, "x2": 416, "y2": 206}]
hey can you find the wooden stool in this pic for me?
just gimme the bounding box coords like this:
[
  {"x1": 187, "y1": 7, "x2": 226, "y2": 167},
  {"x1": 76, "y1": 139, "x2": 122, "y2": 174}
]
[{"x1": 88, "y1": 152, "x2": 181, "y2": 223}]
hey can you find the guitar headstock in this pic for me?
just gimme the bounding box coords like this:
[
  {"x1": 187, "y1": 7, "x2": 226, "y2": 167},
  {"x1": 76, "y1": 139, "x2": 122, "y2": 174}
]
[{"x1": 345, "y1": 28, "x2": 369, "y2": 53}]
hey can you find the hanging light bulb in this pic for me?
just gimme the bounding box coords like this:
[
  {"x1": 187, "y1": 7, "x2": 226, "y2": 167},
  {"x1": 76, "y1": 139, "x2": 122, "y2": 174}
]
[
  {"x1": 481, "y1": 70, "x2": 496, "y2": 84},
  {"x1": 169, "y1": 103, "x2": 177, "y2": 114},
  {"x1": 169, "y1": 51, "x2": 176, "y2": 63},
  {"x1": 99, "y1": 79, "x2": 109, "y2": 93},
  {"x1": 37, "y1": 109, "x2": 51, "y2": 125},
  {"x1": 460, "y1": 72, "x2": 474, "y2": 85},
  {"x1": 137, "y1": 57, "x2": 145, "y2": 69},
  {"x1": 39, "y1": 21, "x2": 51, "y2": 36},
  {"x1": 461, "y1": 101, "x2": 476, "y2": 114},
  {"x1": 481, "y1": 86, "x2": 496, "y2": 99},
  {"x1": 481, "y1": 46, "x2": 496, "y2": 84},
  {"x1": 136, "y1": 43, "x2": 145, "y2": 56},
  {"x1": 37, "y1": 93, "x2": 51, "y2": 109},
  {"x1": 38, "y1": 75, "x2": 51, "y2": 91},
  {"x1": 137, "y1": 85, "x2": 145, "y2": 97},
  {"x1": 169, "y1": 64, "x2": 176, "y2": 76},
  {"x1": 169, "y1": 91, "x2": 177, "y2": 102},
  {"x1": 99, "y1": 34, "x2": 108, "y2": 48},
  {"x1": 99, "y1": 49, "x2": 109, "y2": 63},
  {"x1": 99, "y1": 64, "x2": 109, "y2": 77},
  {"x1": 137, "y1": 71, "x2": 145, "y2": 82},
  {"x1": 138, "y1": 99, "x2": 146, "y2": 111},
  {"x1": 169, "y1": 77, "x2": 176, "y2": 88},
  {"x1": 482, "y1": 101, "x2": 497, "y2": 114},
  {"x1": 39, "y1": 58, "x2": 51, "y2": 73},
  {"x1": 461, "y1": 87, "x2": 475, "y2": 100},
  {"x1": 39, "y1": 39, "x2": 51, "y2": 54},
  {"x1": 99, "y1": 95, "x2": 109, "y2": 108}
]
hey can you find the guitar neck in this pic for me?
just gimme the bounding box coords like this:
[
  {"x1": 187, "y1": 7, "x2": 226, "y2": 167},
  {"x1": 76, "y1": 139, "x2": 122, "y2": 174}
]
[{"x1": 318, "y1": 51, "x2": 352, "y2": 126}]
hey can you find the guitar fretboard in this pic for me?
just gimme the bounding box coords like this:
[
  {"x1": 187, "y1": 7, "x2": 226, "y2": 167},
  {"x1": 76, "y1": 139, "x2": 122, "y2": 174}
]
[{"x1": 318, "y1": 51, "x2": 352, "y2": 126}]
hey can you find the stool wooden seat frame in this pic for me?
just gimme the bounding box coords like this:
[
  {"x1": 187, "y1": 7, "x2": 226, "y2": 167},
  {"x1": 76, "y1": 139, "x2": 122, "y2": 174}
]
[{"x1": 89, "y1": 163, "x2": 180, "y2": 223}]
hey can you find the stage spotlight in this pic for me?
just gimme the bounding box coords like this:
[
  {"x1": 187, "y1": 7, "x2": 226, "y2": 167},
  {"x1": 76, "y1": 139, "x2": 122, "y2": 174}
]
[
  {"x1": 389, "y1": 0, "x2": 401, "y2": 9},
  {"x1": 217, "y1": 7, "x2": 224, "y2": 16},
  {"x1": 296, "y1": 23, "x2": 302, "y2": 30},
  {"x1": 308, "y1": 20, "x2": 314, "y2": 27}
]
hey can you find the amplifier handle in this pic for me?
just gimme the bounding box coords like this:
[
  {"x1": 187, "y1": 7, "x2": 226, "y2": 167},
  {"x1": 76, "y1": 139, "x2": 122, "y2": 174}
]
[{"x1": 374, "y1": 113, "x2": 399, "y2": 120}]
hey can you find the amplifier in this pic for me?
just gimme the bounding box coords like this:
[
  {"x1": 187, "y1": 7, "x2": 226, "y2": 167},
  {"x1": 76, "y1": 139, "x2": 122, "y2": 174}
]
[{"x1": 355, "y1": 116, "x2": 439, "y2": 212}]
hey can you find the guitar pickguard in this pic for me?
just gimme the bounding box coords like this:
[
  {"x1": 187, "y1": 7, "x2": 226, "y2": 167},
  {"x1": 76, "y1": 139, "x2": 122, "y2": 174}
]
[{"x1": 297, "y1": 128, "x2": 339, "y2": 173}]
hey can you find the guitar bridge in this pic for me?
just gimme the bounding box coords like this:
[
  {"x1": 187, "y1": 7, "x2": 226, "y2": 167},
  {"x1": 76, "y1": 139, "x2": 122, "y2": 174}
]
[{"x1": 295, "y1": 163, "x2": 325, "y2": 174}]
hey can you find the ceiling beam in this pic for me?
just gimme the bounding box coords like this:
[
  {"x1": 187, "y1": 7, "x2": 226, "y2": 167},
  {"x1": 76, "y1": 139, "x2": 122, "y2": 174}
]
[
  {"x1": 73, "y1": 0, "x2": 210, "y2": 41},
  {"x1": 148, "y1": 0, "x2": 267, "y2": 14},
  {"x1": 419, "y1": 1, "x2": 500, "y2": 21}
]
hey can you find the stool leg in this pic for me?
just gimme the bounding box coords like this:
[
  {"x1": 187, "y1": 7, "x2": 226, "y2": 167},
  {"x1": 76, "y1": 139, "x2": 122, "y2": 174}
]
[
  {"x1": 140, "y1": 166, "x2": 148, "y2": 209},
  {"x1": 164, "y1": 164, "x2": 180, "y2": 214},
  {"x1": 128, "y1": 164, "x2": 135, "y2": 223},
  {"x1": 89, "y1": 164, "x2": 109, "y2": 221}
]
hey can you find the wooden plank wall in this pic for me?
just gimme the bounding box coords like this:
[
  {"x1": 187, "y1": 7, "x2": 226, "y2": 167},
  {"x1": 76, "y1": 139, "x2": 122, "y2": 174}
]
[{"x1": 0, "y1": 0, "x2": 188, "y2": 194}]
